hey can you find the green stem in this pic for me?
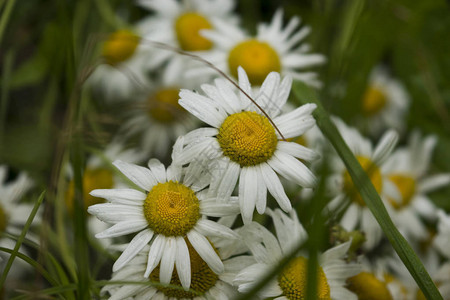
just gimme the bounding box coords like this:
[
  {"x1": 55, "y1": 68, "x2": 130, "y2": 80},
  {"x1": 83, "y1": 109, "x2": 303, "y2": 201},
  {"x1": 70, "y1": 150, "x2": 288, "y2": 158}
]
[
  {"x1": 292, "y1": 81, "x2": 442, "y2": 300},
  {"x1": 0, "y1": 0, "x2": 16, "y2": 45}
]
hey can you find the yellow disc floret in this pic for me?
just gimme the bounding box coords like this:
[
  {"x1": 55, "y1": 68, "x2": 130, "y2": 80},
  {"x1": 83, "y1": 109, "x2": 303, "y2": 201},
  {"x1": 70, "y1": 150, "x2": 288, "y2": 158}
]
[
  {"x1": 102, "y1": 30, "x2": 140, "y2": 65},
  {"x1": 0, "y1": 203, "x2": 8, "y2": 233},
  {"x1": 175, "y1": 12, "x2": 213, "y2": 51},
  {"x1": 148, "y1": 88, "x2": 185, "y2": 123},
  {"x1": 217, "y1": 111, "x2": 278, "y2": 167},
  {"x1": 362, "y1": 86, "x2": 387, "y2": 117},
  {"x1": 278, "y1": 256, "x2": 331, "y2": 300},
  {"x1": 65, "y1": 168, "x2": 113, "y2": 214},
  {"x1": 144, "y1": 181, "x2": 200, "y2": 236},
  {"x1": 150, "y1": 238, "x2": 219, "y2": 298},
  {"x1": 343, "y1": 156, "x2": 383, "y2": 207},
  {"x1": 346, "y1": 272, "x2": 393, "y2": 300},
  {"x1": 387, "y1": 174, "x2": 416, "y2": 210},
  {"x1": 228, "y1": 39, "x2": 281, "y2": 86}
]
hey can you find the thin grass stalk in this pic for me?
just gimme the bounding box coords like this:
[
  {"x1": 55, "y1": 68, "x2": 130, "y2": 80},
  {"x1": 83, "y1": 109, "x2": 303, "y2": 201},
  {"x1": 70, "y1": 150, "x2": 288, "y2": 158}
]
[
  {"x1": 292, "y1": 80, "x2": 442, "y2": 300},
  {"x1": 0, "y1": 191, "x2": 45, "y2": 288}
]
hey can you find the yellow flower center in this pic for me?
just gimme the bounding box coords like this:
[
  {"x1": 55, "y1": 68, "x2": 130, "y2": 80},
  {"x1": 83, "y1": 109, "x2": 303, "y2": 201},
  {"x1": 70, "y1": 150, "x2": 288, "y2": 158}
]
[
  {"x1": 102, "y1": 30, "x2": 140, "y2": 65},
  {"x1": 150, "y1": 238, "x2": 219, "y2": 298},
  {"x1": 278, "y1": 256, "x2": 331, "y2": 300},
  {"x1": 228, "y1": 39, "x2": 281, "y2": 85},
  {"x1": 0, "y1": 203, "x2": 8, "y2": 233},
  {"x1": 346, "y1": 272, "x2": 393, "y2": 300},
  {"x1": 342, "y1": 156, "x2": 383, "y2": 207},
  {"x1": 65, "y1": 168, "x2": 113, "y2": 214},
  {"x1": 148, "y1": 88, "x2": 185, "y2": 123},
  {"x1": 174, "y1": 12, "x2": 213, "y2": 51},
  {"x1": 217, "y1": 111, "x2": 278, "y2": 167},
  {"x1": 387, "y1": 174, "x2": 416, "y2": 210},
  {"x1": 143, "y1": 181, "x2": 200, "y2": 236},
  {"x1": 362, "y1": 86, "x2": 387, "y2": 116}
]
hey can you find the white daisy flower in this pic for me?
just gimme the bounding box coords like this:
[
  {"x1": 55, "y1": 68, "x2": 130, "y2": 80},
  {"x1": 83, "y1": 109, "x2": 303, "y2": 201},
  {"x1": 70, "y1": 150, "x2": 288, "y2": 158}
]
[
  {"x1": 88, "y1": 140, "x2": 240, "y2": 289},
  {"x1": 136, "y1": 0, "x2": 237, "y2": 75},
  {"x1": 88, "y1": 29, "x2": 150, "y2": 101},
  {"x1": 119, "y1": 65, "x2": 199, "y2": 158},
  {"x1": 174, "y1": 68, "x2": 319, "y2": 223},
  {"x1": 327, "y1": 118, "x2": 399, "y2": 249},
  {"x1": 234, "y1": 209, "x2": 360, "y2": 300},
  {"x1": 382, "y1": 132, "x2": 450, "y2": 242},
  {"x1": 197, "y1": 9, "x2": 325, "y2": 87},
  {"x1": 102, "y1": 236, "x2": 254, "y2": 300},
  {"x1": 358, "y1": 66, "x2": 409, "y2": 136}
]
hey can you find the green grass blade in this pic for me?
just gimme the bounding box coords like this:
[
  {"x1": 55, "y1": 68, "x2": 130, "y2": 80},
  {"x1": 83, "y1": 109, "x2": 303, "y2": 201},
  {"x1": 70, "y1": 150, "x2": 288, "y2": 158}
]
[
  {"x1": 0, "y1": 190, "x2": 45, "y2": 289},
  {"x1": 292, "y1": 81, "x2": 442, "y2": 300}
]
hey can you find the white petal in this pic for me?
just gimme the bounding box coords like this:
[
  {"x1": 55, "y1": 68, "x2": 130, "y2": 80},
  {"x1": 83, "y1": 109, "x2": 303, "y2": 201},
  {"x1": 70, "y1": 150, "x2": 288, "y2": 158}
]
[
  {"x1": 276, "y1": 141, "x2": 319, "y2": 161},
  {"x1": 216, "y1": 161, "x2": 240, "y2": 202},
  {"x1": 113, "y1": 160, "x2": 157, "y2": 191},
  {"x1": 269, "y1": 151, "x2": 317, "y2": 187},
  {"x1": 147, "y1": 159, "x2": 167, "y2": 183},
  {"x1": 187, "y1": 230, "x2": 224, "y2": 274},
  {"x1": 89, "y1": 189, "x2": 146, "y2": 205},
  {"x1": 259, "y1": 163, "x2": 292, "y2": 212},
  {"x1": 179, "y1": 89, "x2": 226, "y2": 128},
  {"x1": 372, "y1": 130, "x2": 398, "y2": 165},
  {"x1": 175, "y1": 237, "x2": 191, "y2": 290},
  {"x1": 145, "y1": 235, "x2": 166, "y2": 277},
  {"x1": 196, "y1": 219, "x2": 237, "y2": 239},
  {"x1": 255, "y1": 169, "x2": 267, "y2": 214},
  {"x1": 95, "y1": 219, "x2": 148, "y2": 238},
  {"x1": 88, "y1": 204, "x2": 142, "y2": 223},
  {"x1": 113, "y1": 229, "x2": 154, "y2": 272},
  {"x1": 239, "y1": 167, "x2": 258, "y2": 224},
  {"x1": 159, "y1": 237, "x2": 176, "y2": 285},
  {"x1": 418, "y1": 174, "x2": 450, "y2": 193}
]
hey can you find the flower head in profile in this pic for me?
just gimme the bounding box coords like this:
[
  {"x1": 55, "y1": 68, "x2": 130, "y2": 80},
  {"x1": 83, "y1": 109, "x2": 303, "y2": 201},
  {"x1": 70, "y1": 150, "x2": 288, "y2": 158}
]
[
  {"x1": 327, "y1": 119, "x2": 399, "y2": 249},
  {"x1": 382, "y1": 132, "x2": 450, "y2": 242},
  {"x1": 174, "y1": 67, "x2": 319, "y2": 223},
  {"x1": 198, "y1": 9, "x2": 325, "y2": 87},
  {"x1": 234, "y1": 209, "x2": 360, "y2": 300},
  {"x1": 88, "y1": 140, "x2": 240, "y2": 289}
]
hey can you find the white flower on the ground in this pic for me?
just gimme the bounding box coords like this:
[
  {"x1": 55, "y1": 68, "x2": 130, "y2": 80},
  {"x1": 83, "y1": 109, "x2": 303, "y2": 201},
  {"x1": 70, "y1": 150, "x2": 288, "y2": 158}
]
[
  {"x1": 234, "y1": 209, "x2": 360, "y2": 299},
  {"x1": 174, "y1": 68, "x2": 319, "y2": 223},
  {"x1": 382, "y1": 132, "x2": 450, "y2": 242},
  {"x1": 327, "y1": 118, "x2": 399, "y2": 249},
  {"x1": 197, "y1": 9, "x2": 325, "y2": 87},
  {"x1": 358, "y1": 66, "x2": 409, "y2": 136},
  {"x1": 88, "y1": 140, "x2": 240, "y2": 289}
]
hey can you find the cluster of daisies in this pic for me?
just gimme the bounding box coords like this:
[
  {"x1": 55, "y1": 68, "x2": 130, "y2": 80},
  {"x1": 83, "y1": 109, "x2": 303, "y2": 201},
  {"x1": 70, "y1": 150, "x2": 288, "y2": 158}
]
[{"x1": 2, "y1": 0, "x2": 450, "y2": 299}]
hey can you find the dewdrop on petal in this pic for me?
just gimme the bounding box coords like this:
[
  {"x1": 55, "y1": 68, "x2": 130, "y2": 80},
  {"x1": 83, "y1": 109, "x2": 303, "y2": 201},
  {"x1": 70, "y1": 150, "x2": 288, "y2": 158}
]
[{"x1": 175, "y1": 67, "x2": 319, "y2": 224}]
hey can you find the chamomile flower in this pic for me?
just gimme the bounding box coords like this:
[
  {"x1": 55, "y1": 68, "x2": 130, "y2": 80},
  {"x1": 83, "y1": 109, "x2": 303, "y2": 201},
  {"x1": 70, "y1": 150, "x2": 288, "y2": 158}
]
[
  {"x1": 137, "y1": 0, "x2": 237, "y2": 75},
  {"x1": 358, "y1": 66, "x2": 409, "y2": 136},
  {"x1": 381, "y1": 132, "x2": 450, "y2": 242},
  {"x1": 174, "y1": 68, "x2": 319, "y2": 223},
  {"x1": 197, "y1": 9, "x2": 325, "y2": 87},
  {"x1": 102, "y1": 236, "x2": 254, "y2": 300},
  {"x1": 119, "y1": 65, "x2": 199, "y2": 158},
  {"x1": 234, "y1": 209, "x2": 360, "y2": 300},
  {"x1": 88, "y1": 140, "x2": 240, "y2": 289},
  {"x1": 89, "y1": 29, "x2": 149, "y2": 101},
  {"x1": 327, "y1": 119, "x2": 399, "y2": 249}
]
